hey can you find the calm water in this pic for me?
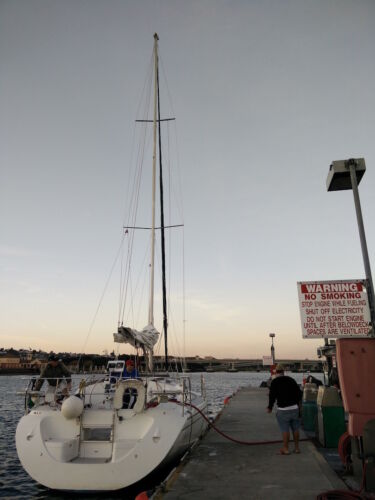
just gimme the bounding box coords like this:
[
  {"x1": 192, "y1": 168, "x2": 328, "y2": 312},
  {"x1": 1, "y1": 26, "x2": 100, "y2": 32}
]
[{"x1": 0, "y1": 371, "x2": 312, "y2": 499}]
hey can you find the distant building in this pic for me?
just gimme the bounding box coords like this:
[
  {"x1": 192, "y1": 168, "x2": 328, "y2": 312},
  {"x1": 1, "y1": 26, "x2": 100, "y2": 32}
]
[
  {"x1": 19, "y1": 350, "x2": 33, "y2": 362},
  {"x1": 0, "y1": 353, "x2": 43, "y2": 373},
  {"x1": 0, "y1": 356, "x2": 20, "y2": 367}
]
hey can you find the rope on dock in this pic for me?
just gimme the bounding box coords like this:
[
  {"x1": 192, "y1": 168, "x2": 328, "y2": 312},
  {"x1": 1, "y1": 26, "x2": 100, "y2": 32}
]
[
  {"x1": 317, "y1": 493, "x2": 370, "y2": 499},
  {"x1": 317, "y1": 462, "x2": 375, "y2": 500}
]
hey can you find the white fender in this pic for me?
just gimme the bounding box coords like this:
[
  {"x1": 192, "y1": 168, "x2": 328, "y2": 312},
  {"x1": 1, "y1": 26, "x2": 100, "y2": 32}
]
[
  {"x1": 61, "y1": 396, "x2": 84, "y2": 419},
  {"x1": 113, "y1": 379, "x2": 145, "y2": 413}
]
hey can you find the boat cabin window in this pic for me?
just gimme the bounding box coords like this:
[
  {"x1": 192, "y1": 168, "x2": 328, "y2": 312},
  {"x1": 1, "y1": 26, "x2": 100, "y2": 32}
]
[{"x1": 107, "y1": 361, "x2": 125, "y2": 371}]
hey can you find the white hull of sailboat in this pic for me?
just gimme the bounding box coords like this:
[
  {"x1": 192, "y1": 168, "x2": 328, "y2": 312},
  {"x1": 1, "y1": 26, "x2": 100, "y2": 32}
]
[{"x1": 16, "y1": 399, "x2": 207, "y2": 492}]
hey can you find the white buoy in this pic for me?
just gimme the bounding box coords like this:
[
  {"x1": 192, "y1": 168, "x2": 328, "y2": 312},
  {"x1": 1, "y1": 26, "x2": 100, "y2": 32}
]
[{"x1": 61, "y1": 396, "x2": 84, "y2": 419}]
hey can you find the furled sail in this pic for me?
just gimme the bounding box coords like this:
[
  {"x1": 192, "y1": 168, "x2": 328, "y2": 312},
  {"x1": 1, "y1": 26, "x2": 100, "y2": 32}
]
[{"x1": 113, "y1": 324, "x2": 159, "y2": 350}]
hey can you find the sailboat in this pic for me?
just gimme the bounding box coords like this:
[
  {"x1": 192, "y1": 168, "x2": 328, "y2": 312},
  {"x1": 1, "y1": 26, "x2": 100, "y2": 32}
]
[{"x1": 16, "y1": 34, "x2": 208, "y2": 492}]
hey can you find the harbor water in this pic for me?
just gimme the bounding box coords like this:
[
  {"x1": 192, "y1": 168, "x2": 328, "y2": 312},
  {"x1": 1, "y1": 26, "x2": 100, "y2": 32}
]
[{"x1": 0, "y1": 371, "x2": 315, "y2": 499}]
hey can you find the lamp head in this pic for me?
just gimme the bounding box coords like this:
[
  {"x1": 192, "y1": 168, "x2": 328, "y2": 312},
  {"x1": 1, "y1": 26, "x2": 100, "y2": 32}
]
[{"x1": 327, "y1": 158, "x2": 366, "y2": 191}]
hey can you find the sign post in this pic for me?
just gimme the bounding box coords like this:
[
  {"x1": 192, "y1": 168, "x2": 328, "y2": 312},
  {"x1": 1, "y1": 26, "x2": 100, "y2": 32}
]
[
  {"x1": 327, "y1": 158, "x2": 375, "y2": 333},
  {"x1": 297, "y1": 280, "x2": 372, "y2": 339}
]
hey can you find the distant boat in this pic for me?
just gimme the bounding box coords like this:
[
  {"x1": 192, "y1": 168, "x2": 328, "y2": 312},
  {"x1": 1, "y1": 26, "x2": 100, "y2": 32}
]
[
  {"x1": 206, "y1": 363, "x2": 215, "y2": 372},
  {"x1": 16, "y1": 33, "x2": 208, "y2": 493},
  {"x1": 227, "y1": 362, "x2": 238, "y2": 372}
]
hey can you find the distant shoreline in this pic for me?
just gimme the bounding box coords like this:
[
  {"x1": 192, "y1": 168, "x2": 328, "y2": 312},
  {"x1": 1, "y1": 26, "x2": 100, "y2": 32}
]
[
  {"x1": 0, "y1": 369, "x2": 41, "y2": 375},
  {"x1": 0, "y1": 369, "x2": 322, "y2": 376}
]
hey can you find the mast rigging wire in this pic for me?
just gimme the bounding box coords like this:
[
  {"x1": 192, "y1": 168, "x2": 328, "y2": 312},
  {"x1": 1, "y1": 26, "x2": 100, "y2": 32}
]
[{"x1": 118, "y1": 66, "x2": 154, "y2": 326}]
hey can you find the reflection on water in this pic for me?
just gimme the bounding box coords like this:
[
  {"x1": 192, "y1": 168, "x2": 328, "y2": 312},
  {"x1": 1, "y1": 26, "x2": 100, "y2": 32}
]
[{"x1": 0, "y1": 371, "x2": 314, "y2": 498}]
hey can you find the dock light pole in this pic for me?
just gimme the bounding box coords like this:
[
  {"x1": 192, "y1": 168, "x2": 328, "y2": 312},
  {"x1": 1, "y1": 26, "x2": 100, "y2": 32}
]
[
  {"x1": 269, "y1": 333, "x2": 276, "y2": 364},
  {"x1": 326, "y1": 158, "x2": 375, "y2": 334}
]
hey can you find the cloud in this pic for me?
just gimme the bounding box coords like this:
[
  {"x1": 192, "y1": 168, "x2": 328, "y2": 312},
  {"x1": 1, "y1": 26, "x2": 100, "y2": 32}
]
[
  {"x1": 0, "y1": 244, "x2": 44, "y2": 258},
  {"x1": 188, "y1": 294, "x2": 246, "y2": 323}
]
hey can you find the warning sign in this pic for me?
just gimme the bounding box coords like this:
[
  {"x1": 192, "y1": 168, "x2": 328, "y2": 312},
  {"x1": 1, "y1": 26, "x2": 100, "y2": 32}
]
[
  {"x1": 297, "y1": 280, "x2": 372, "y2": 338},
  {"x1": 262, "y1": 355, "x2": 273, "y2": 366}
]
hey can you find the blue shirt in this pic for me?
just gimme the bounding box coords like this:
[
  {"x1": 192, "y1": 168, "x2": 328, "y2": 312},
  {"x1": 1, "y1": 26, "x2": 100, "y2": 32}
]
[{"x1": 122, "y1": 368, "x2": 139, "y2": 379}]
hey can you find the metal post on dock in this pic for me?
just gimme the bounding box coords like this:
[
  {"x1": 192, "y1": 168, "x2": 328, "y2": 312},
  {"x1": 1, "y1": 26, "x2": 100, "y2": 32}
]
[
  {"x1": 269, "y1": 333, "x2": 276, "y2": 364},
  {"x1": 326, "y1": 158, "x2": 375, "y2": 334}
]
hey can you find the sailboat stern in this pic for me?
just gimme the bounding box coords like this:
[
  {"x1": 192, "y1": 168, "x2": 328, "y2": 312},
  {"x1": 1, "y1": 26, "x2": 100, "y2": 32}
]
[{"x1": 16, "y1": 403, "x2": 191, "y2": 491}]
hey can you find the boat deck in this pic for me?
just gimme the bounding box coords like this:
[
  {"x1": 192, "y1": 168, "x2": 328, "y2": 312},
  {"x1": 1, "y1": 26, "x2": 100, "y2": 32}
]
[{"x1": 159, "y1": 387, "x2": 347, "y2": 499}]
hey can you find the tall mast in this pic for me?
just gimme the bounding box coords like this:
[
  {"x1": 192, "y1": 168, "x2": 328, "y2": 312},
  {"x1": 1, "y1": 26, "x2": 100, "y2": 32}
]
[
  {"x1": 148, "y1": 34, "x2": 158, "y2": 327},
  {"x1": 155, "y1": 34, "x2": 169, "y2": 370}
]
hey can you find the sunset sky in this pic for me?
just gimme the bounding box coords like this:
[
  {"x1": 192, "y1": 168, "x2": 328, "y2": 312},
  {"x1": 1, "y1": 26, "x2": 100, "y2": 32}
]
[{"x1": 1, "y1": 0, "x2": 375, "y2": 360}]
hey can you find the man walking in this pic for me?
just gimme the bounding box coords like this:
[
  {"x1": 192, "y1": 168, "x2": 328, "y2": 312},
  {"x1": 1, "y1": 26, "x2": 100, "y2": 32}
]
[{"x1": 267, "y1": 364, "x2": 302, "y2": 455}]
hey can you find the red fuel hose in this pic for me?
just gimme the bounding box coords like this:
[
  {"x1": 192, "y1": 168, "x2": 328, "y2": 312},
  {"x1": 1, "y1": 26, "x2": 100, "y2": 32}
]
[{"x1": 180, "y1": 401, "x2": 310, "y2": 446}]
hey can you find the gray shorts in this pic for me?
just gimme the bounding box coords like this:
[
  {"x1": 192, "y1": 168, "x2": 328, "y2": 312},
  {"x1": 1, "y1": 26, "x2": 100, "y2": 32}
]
[{"x1": 276, "y1": 408, "x2": 300, "y2": 433}]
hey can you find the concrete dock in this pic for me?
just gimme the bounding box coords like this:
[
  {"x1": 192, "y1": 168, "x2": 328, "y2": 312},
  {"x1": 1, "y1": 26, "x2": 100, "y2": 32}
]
[{"x1": 159, "y1": 387, "x2": 347, "y2": 499}]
